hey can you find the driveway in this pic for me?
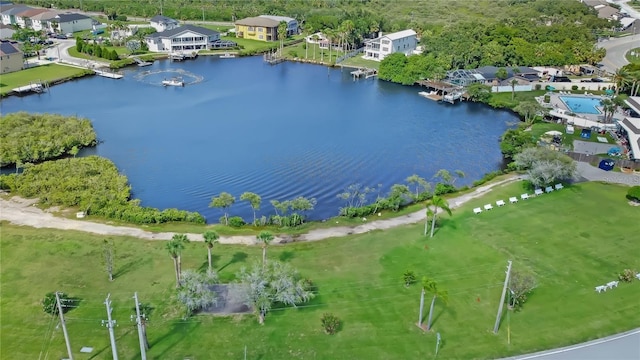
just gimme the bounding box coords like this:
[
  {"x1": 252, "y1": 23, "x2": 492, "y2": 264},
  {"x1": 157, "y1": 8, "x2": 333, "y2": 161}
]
[
  {"x1": 500, "y1": 328, "x2": 640, "y2": 360},
  {"x1": 43, "y1": 39, "x2": 110, "y2": 69},
  {"x1": 576, "y1": 161, "x2": 640, "y2": 186},
  {"x1": 597, "y1": 34, "x2": 640, "y2": 73},
  {"x1": 573, "y1": 140, "x2": 617, "y2": 156}
]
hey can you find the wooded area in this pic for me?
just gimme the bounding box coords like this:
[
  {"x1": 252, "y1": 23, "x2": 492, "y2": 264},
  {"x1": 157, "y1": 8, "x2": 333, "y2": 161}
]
[{"x1": 0, "y1": 112, "x2": 97, "y2": 167}]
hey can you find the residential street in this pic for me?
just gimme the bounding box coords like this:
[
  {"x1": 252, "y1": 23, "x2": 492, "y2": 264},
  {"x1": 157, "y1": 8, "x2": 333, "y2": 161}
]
[{"x1": 598, "y1": 34, "x2": 640, "y2": 73}]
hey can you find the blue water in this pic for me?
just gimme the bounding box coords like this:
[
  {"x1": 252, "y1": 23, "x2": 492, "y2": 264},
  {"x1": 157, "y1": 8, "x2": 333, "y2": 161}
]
[
  {"x1": 0, "y1": 56, "x2": 517, "y2": 222},
  {"x1": 560, "y1": 96, "x2": 602, "y2": 114}
]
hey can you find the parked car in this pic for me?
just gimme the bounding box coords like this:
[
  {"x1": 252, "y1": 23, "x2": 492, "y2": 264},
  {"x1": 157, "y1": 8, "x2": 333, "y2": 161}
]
[
  {"x1": 580, "y1": 79, "x2": 593, "y2": 83},
  {"x1": 552, "y1": 76, "x2": 572, "y2": 82},
  {"x1": 591, "y1": 78, "x2": 604, "y2": 82}
]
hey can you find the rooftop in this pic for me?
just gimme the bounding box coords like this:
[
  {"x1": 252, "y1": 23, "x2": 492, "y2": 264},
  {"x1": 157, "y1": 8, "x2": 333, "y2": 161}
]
[
  {"x1": 235, "y1": 16, "x2": 280, "y2": 28},
  {"x1": 15, "y1": 8, "x2": 50, "y2": 18},
  {"x1": 56, "y1": 12, "x2": 91, "y2": 22},
  {"x1": 151, "y1": 24, "x2": 219, "y2": 38},
  {"x1": 150, "y1": 15, "x2": 177, "y2": 24},
  {"x1": 0, "y1": 4, "x2": 30, "y2": 15},
  {"x1": 30, "y1": 10, "x2": 58, "y2": 21},
  {"x1": 619, "y1": 117, "x2": 640, "y2": 161},
  {"x1": 0, "y1": 39, "x2": 21, "y2": 55},
  {"x1": 258, "y1": 15, "x2": 295, "y2": 23}
]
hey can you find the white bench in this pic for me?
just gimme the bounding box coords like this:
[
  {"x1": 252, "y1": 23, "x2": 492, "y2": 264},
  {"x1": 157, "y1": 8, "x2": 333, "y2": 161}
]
[
  {"x1": 496, "y1": 200, "x2": 506, "y2": 207},
  {"x1": 545, "y1": 186, "x2": 554, "y2": 193},
  {"x1": 473, "y1": 207, "x2": 482, "y2": 215},
  {"x1": 484, "y1": 204, "x2": 493, "y2": 211},
  {"x1": 555, "y1": 183, "x2": 564, "y2": 190},
  {"x1": 636, "y1": 273, "x2": 640, "y2": 281},
  {"x1": 521, "y1": 193, "x2": 530, "y2": 200},
  {"x1": 509, "y1": 197, "x2": 518, "y2": 204},
  {"x1": 595, "y1": 285, "x2": 607, "y2": 293},
  {"x1": 606, "y1": 281, "x2": 619, "y2": 289},
  {"x1": 535, "y1": 189, "x2": 544, "y2": 196}
]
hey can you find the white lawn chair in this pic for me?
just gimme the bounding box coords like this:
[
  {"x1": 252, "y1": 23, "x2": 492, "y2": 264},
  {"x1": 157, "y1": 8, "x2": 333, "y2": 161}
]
[
  {"x1": 534, "y1": 189, "x2": 544, "y2": 196},
  {"x1": 484, "y1": 204, "x2": 493, "y2": 211},
  {"x1": 555, "y1": 183, "x2": 564, "y2": 190},
  {"x1": 545, "y1": 186, "x2": 554, "y2": 193},
  {"x1": 595, "y1": 285, "x2": 607, "y2": 293},
  {"x1": 606, "y1": 281, "x2": 619, "y2": 289},
  {"x1": 636, "y1": 273, "x2": 640, "y2": 281},
  {"x1": 509, "y1": 197, "x2": 518, "y2": 204},
  {"x1": 473, "y1": 207, "x2": 482, "y2": 215},
  {"x1": 521, "y1": 193, "x2": 529, "y2": 200},
  {"x1": 496, "y1": 200, "x2": 506, "y2": 207}
]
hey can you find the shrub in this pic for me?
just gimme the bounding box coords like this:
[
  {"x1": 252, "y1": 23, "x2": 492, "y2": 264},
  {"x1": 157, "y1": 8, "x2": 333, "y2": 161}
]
[
  {"x1": 535, "y1": 84, "x2": 541, "y2": 90},
  {"x1": 115, "y1": 15, "x2": 127, "y2": 21},
  {"x1": 543, "y1": 95, "x2": 550, "y2": 103},
  {"x1": 42, "y1": 292, "x2": 74, "y2": 315},
  {"x1": 227, "y1": 216, "x2": 246, "y2": 227},
  {"x1": 434, "y1": 183, "x2": 456, "y2": 195},
  {"x1": 321, "y1": 313, "x2": 341, "y2": 335},
  {"x1": 626, "y1": 186, "x2": 640, "y2": 202},
  {"x1": 472, "y1": 170, "x2": 503, "y2": 187},
  {"x1": 618, "y1": 269, "x2": 637, "y2": 282},
  {"x1": 403, "y1": 270, "x2": 416, "y2": 287},
  {"x1": 288, "y1": 50, "x2": 298, "y2": 57},
  {"x1": 571, "y1": 85, "x2": 578, "y2": 91}
]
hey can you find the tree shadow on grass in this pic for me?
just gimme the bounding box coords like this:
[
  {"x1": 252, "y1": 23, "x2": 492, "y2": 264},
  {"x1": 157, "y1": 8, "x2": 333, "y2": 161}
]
[
  {"x1": 150, "y1": 320, "x2": 201, "y2": 359},
  {"x1": 217, "y1": 252, "x2": 248, "y2": 272},
  {"x1": 278, "y1": 250, "x2": 295, "y2": 262},
  {"x1": 113, "y1": 257, "x2": 150, "y2": 279},
  {"x1": 431, "y1": 304, "x2": 457, "y2": 329},
  {"x1": 197, "y1": 254, "x2": 221, "y2": 272},
  {"x1": 88, "y1": 327, "x2": 133, "y2": 359}
]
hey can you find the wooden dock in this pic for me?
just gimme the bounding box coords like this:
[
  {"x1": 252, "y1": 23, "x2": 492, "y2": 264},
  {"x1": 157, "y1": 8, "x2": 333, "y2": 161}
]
[
  {"x1": 12, "y1": 82, "x2": 46, "y2": 94},
  {"x1": 95, "y1": 70, "x2": 123, "y2": 79},
  {"x1": 264, "y1": 52, "x2": 284, "y2": 64},
  {"x1": 133, "y1": 57, "x2": 152, "y2": 67},
  {"x1": 351, "y1": 68, "x2": 377, "y2": 79}
]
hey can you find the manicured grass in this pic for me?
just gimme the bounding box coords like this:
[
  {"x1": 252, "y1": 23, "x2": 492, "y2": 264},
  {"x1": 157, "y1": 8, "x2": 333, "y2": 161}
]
[
  {"x1": 341, "y1": 55, "x2": 381, "y2": 70},
  {"x1": 529, "y1": 122, "x2": 615, "y2": 149},
  {"x1": 225, "y1": 36, "x2": 277, "y2": 53},
  {"x1": 1, "y1": 181, "x2": 638, "y2": 359},
  {"x1": 626, "y1": 47, "x2": 640, "y2": 64},
  {"x1": 0, "y1": 64, "x2": 91, "y2": 95}
]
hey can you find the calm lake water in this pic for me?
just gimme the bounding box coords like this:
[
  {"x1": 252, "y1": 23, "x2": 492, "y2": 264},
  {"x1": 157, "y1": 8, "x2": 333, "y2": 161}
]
[{"x1": 0, "y1": 56, "x2": 518, "y2": 222}]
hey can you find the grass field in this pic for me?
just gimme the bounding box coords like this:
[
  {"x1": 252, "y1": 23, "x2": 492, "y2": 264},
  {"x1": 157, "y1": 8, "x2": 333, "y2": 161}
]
[
  {"x1": 626, "y1": 47, "x2": 640, "y2": 64},
  {"x1": 0, "y1": 64, "x2": 91, "y2": 96},
  {"x1": 1, "y1": 181, "x2": 639, "y2": 359},
  {"x1": 529, "y1": 122, "x2": 615, "y2": 149}
]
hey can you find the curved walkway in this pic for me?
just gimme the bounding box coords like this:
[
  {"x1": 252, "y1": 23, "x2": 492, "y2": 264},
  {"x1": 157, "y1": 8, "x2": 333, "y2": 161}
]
[
  {"x1": 500, "y1": 328, "x2": 640, "y2": 360},
  {"x1": 0, "y1": 176, "x2": 523, "y2": 245}
]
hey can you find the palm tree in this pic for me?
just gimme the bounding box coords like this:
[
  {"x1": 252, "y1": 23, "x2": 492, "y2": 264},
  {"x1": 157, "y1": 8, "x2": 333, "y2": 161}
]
[
  {"x1": 311, "y1": 34, "x2": 319, "y2": 60},
  {"x1": 277, "y1": 21, "x2": 288, "y2": 56},
  {"x1": 613, "y1": 68, "x2": 629, "y2": 95},
  {"x1": 203, "y1": 230, "x2": 219, "y2": 271},
  {"x1": 510, "y1": 79, "x2": 519, "y2": 101},
  {"x1": 303, "y1": 24, "x2": 314, "y2": 59},
  {"x1": 166, "y1": 234, "x2": 189, "y2": 287},
  {"x1": 425, "y1": 195, "x2": 452, "y2": 238},
  {"x1": 423, "y1": 277, "x2": 448, "y2": 331},
  {"x1": 256, "y1": 231, "x2": 274, "y2": 266}
]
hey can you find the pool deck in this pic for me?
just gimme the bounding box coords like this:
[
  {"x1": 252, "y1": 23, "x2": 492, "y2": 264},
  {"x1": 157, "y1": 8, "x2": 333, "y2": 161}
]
[{"x1": 538, "y1": 92, "x2": 627, "y2": 129}]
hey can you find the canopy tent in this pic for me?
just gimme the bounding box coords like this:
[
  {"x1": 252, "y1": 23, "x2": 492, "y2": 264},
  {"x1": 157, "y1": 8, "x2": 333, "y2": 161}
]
[
  {"x1": 605, "y1": 89, "x2": 614, "y2": 95},
  {"x1": 544, "y1": 130, "x2": 563, "y2": 136},
  {"x1": 598, "y1": 159, "x2": 615, "y2": 171},
  {"x1": 580, "y1": 128, "x2": 592, "y2": 139},
  {"x1": 608, "y1": 147, "x2": 622, "y2": 156}
]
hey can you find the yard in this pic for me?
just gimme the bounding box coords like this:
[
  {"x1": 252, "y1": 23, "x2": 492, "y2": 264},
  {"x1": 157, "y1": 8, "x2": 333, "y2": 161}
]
[
  {"x1": 626, "y1": 47, "x2": 640, "y2": 64},
  {"x1": 1, "y1": 181, "x2": 639, "y2": 359},
  {"x1": 0, "y1": 64, "x2": 92, "y2": 96},
  {"x1": 529, "y1": 122, "x2": 616, "y2": 150}
]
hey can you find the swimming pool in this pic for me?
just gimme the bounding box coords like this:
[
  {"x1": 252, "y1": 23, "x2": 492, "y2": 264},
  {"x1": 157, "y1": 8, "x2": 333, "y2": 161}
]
[{"x1": 559, "y1": 96, "x2": 602, "y2": 114}]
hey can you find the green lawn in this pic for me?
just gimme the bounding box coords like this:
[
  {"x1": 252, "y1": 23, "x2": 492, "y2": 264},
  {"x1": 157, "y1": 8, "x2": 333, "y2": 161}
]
[
  {"x1": 626, "y1": 47, "x2": 640, "y2": 64},
  {"x1": 0, "y1": 64, "x2": 91, "y2": 95},
  {"x1": 1, "y1": 181, "x2": 638, "y2": 359},
  {"x1": 529, "y1": 122, "x2": 615, "y2": 149}
]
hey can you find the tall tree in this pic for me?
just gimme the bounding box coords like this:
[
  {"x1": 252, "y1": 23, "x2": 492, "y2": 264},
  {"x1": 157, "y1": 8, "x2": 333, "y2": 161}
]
[
  {"x1": 177, "y1": 269, "x2": 218, "y2": 317},
  {"x1": 102, "y1": 238, "x2": 115, "y2": 281},
  {"x1": 406, "y1": 174, "x2": 430, "y2": 200},
  {"x1": 240, "y1": 192, "x2": 262, "y2": 225},
  {"x1": 256, "y1": 231, "x2": 275, "y2": 266},
  {"x1": 495, "y1": 67, "x2": 508, "y2": 89},
  {"x1": 209, "y1": 192, "x2": 235, "y2": 225},
  {"x1": 423, "y1": 277, "x2": 448, "y2": 331},
  {"x1": 203, "y1": 230, "x2": 219, "y2": 271},
  {"x1": 277, "y1": 21, "x2": 288, "y2": 55},
  {"x1": 425, "y1": 195, "x2": 452, "y2": 238},
  {"x1": 612, "y1": 68, "x2": 629, "y2": 95},
  {"x1": 311, "y1": 34, "x2": 319, "y2": 60},
  {"x1": 513, "y1": 101, "x2": 544, "y2": 125},
  {"x1": 510, "y1": 79, "x2": 519, "y2": 101},
  {"x1": 166, "y1": 234, "x2": 189, "y2": 287}
]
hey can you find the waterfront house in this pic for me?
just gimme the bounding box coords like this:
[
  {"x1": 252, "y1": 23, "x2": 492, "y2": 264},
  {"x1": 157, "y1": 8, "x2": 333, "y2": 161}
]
[
  {"x1": 30, "y1": 10, "x2": 58, "y2": 31},
  {"x1": 145, "y1": 24, "x2": 220, "y2": 52},
  {"x1": 150, "y1": 15, "x2": 178, "y2": 32},
  {"x1": 0, "y1": 39, "x2": 23, "y2": 73},
  {"x1": 53, "y1": 13, "x2": 92, "y2": 33},
  {"x1": 258, "y1": 15, "x2": 298, "y2": 36},
  {"x1": 619, "y1": 97, "x2": 640, "y2": 161},
  {"x1": 0, "y1": 23, "x2": 15, "y2": 38},
  {"x1": 234, "y1": 16, "x2": 280, "y2": 41},
  {"x1": 363, "y1": 29, "x2": 417, "y2": 61},
  {"x1": 14, "y1": 7, "x2": 49, "y2": 29},
  {"x1": 1, "y1": 4, "x2": 30, "y2": 26}
]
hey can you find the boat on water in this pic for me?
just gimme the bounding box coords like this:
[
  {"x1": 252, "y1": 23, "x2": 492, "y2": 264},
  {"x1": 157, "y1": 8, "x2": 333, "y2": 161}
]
[
  {"x1": 418, "y1": 90, "x2": 436, "y2": 98},
  {"x1": 220, "y1": 52, "x2": 235, "y2": 58},
  {"x1": 162, "y1": 77, "x2": 184, "y2": 87}
]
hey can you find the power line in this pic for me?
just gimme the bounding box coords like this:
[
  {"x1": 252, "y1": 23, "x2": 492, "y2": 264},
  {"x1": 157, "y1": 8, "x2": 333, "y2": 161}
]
[
  {"x1": 102, "y1": 294, "x2": 119, "y2": 360},
  {"x1": 55, "y1": 292, "x2": 74, "y2": 360}
]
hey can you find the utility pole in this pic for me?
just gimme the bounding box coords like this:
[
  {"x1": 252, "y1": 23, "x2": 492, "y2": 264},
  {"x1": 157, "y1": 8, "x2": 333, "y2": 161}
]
[
  {"x1": 493, "y1": 260, "x2": 512, "y2": 334},
  {"x1": 103, "y1": 294, "x2": 118, "y2": 360},
  {"x1": 55, "y1": 292, "x2": 74, "y2": 360},
  {"x1": 132, "y1": 293, "x2": 147, "y2": 360}
]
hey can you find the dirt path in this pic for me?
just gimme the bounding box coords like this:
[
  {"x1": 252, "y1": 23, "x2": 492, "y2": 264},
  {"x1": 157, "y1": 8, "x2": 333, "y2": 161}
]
[{"x1": 0, "y1": 176, "x2": 522, "y2": 245}]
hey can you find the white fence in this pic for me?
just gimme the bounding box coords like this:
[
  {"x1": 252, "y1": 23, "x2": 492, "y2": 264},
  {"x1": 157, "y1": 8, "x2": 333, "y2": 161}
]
[
  {"x1": 533, "y1": 81, "x2": 615, "y2": 91},
  {"x1": 491, "y1": 84, "x2": 532, "y2": 93}
]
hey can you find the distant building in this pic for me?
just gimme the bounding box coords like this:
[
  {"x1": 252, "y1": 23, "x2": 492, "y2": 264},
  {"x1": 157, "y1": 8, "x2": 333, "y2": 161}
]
[
  {"x1": 234, "y1": 16, "x2": 280, "y2": 42},
  {"x1": 363, "y1": 29, "x2": 417, "y2": 61},
  {"x1": 145, "y1": 24, "x2": 221, "y2": 52},
  {"x1": 0, "y1": 4, "x2": 31, "y2": 25},
  {"x1": 258, "y1": 15, "x2": 298, "y2": 35},
  {"x1": 53, "y1": 13, "x2": 93, "y2": 33},
  {"x1": 150, "y1": 15, "x2": 178, "y2": 32},
  {"x1": 445, "y1": 66, "x2": 539, "y2": 87},
  {"x1": 0, "y1": 23, "x2": 15, "y2": 39},
  {"x1": 14, "y1": 7, "x2": 49, "y2": 29},
  {"x1": 30, "y1": 10, "x2": 58, "y2": 32},
  {"x1": 0, "y1": 39, "x2": 23, "y2": 73},
  {"x1": 620, "y1": 97, "x2": 640, "y2": 161}
]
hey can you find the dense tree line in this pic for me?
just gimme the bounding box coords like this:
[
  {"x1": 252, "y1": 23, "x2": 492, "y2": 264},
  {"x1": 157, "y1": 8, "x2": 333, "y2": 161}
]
[
  {"x1": 76, "y1": 38, "x2": 120, "y2": 60},
  {"x1": 0, "y1": 156, "x2": 205, "y2": 224},
  {"x1": 0, "y1": 112, "x2": 97, "y2": 167}
]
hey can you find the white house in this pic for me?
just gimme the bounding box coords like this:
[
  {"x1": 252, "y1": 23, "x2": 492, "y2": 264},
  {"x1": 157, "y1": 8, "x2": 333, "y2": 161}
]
[
  {"x1": 363, "y1": 29, "x2": 417, "y2": 61},
  {"x1": 0, "y1": 23, "x2": 15, "y2": 39},
  {"x1": 14, "y1": 8, "x2": 50, "y2": 29},
  {"x1": 54, "y1": 13, "x2": 93, "y2": 34},
  {"x1": 150, "y1": 15, "x2": 179, "y2": 32},
  {"x1": 1, "y1": 4, "x2": 31, "y2": 26},
  {"x1": 145, "y1": 24, "x2": 220, "y2": 53},
  {"x1": 30, "y1": 10, "x2": 59, "y2": 32},
  {"x1": 258, "y1": 15, "x2": 298, "y2": 35}
]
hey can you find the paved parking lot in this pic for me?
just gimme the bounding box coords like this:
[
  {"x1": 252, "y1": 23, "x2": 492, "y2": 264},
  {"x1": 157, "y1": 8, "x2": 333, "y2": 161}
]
[{"x1": 573, "y1": 140, "x2": 616, "y2": 155}]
